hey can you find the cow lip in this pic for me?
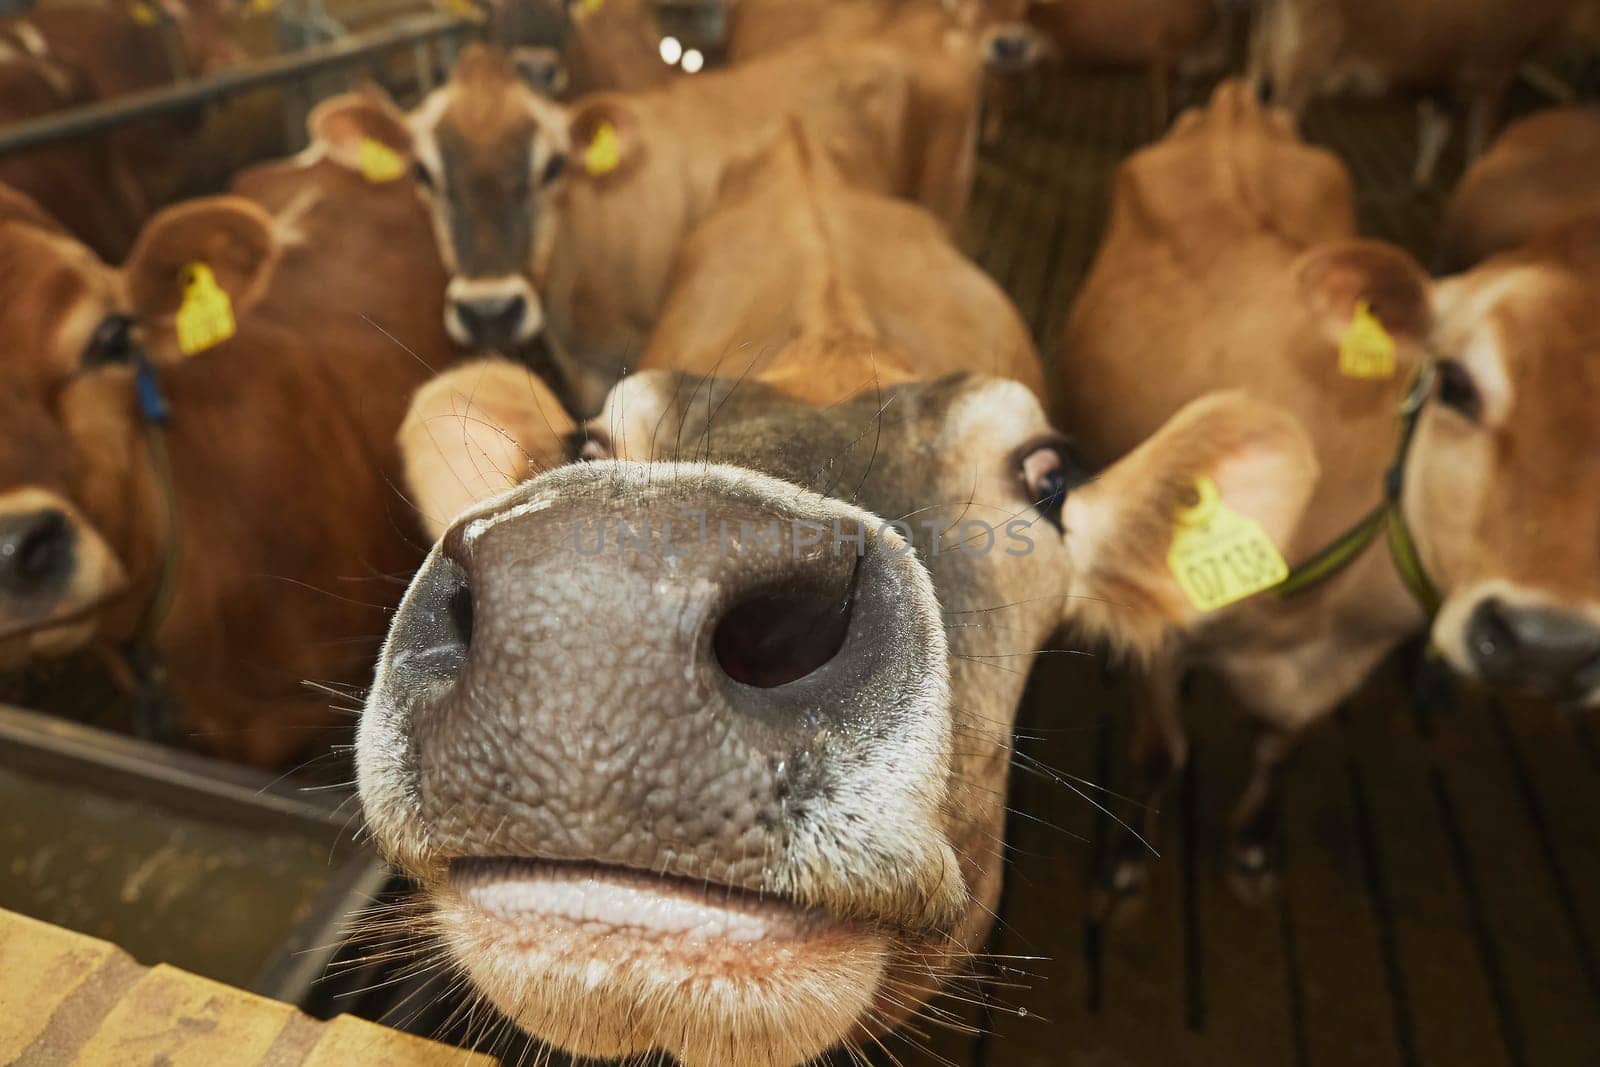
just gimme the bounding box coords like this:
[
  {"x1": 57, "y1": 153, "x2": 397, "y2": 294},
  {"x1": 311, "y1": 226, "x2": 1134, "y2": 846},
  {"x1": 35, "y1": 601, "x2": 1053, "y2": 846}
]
[{"x1": 446, "y1": 857, "x2": 838, "y2": 944}]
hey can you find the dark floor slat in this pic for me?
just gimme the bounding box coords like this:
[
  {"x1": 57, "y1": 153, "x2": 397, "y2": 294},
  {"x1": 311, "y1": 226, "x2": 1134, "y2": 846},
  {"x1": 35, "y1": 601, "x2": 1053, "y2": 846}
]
[
  {"x1": 981, "y1": 654, "x2": 1119, "y2": 1066},
  {"x1": 1423, "y1": 693, "x2": 1600, "y2": 1067},
  {"x1": 1186, "y1": 690, "x2": 1299, "y2": 1065},
  {"x1": 1491, "y1": 695, "x2": 1600, "y2": 1019},
  {"x1": 1278, "y1": 715, "x2": 1407, "y2": 1067},
  {"x1": 1342, "y1": 676, "x2": 1515, "y2": 1067},
  {"x1": 1087, "y1": 671, "x2": 1204, "y2": 1066}
]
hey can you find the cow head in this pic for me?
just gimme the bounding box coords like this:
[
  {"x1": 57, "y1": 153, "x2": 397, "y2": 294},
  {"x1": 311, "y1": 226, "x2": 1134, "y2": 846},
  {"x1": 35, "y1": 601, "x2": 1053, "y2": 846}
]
[
  {"x1": 0, "y1": 191, "x2": 278, "y2": 668},
  {"x1": 408, "y1": 45, "x2": 629, "y2": 351},
  {"x1": 362, "y1": 356, "x2": 1313, "y2": 1066},
  {"x1": 1295, "y1": 223, "x2": 1600, "y2": 704}
]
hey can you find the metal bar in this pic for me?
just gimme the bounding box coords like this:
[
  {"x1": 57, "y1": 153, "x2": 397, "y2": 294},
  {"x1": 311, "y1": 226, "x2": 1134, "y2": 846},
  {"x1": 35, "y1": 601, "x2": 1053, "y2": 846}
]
[{"x1": 0, "y1": 11, "x2": 476, "y2": 157}]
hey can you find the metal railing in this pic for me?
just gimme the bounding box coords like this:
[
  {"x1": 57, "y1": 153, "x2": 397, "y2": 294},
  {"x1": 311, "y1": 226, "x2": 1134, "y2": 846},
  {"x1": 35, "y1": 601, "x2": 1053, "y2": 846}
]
[{"x1": 0, "y1": 10, "x2": 477, "y2": 157}]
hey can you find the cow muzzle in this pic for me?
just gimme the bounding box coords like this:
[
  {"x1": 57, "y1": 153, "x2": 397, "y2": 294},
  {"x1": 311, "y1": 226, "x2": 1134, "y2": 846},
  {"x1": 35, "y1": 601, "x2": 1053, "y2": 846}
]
[
  {"x1": 982, "y1": 25, "x2": 1052, "y2": 72},
  {"x1": 1441, "y1": 587, "x2": 1600, "y2": 705},
  {"x1": 445, "y1": 275, "x2": 544, "y2": 351},
  {"x1": 358, "y1": 461, "x2": 962, "y2": 1066},
  {"x1": 0, "y1": 488, "x2": 127, "y2": 668}
]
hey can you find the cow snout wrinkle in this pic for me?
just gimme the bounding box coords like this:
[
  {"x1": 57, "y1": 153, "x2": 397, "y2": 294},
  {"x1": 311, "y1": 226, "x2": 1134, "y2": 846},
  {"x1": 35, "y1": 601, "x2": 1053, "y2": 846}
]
[
  {"x1": 383, "y1": 464, "x2": 945, "y2": 900},
  {"x1": 0, "y1": 509, "x2": 75, "y2": 601},
  {"x1": 1466, "y1": 597, "x2": 1600, "y2": 696}
]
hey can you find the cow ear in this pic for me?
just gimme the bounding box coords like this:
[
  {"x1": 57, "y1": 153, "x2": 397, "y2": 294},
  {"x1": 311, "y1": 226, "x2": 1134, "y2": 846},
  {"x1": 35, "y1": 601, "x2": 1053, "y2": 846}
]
[
  {"x1": 306, "y1": 86, "x2": 414, "y2": 174},
  {"x1": 122, "y1": 196, "x2": 279, "y2": 329},
  {"x1": 568, "y1": 97, "x2": 643, "y2": 183},
  {"x1": 512, "y1": 45, "x2": 568, "y2": 97},
  {"x1": 1295, "y1": 239, "x2": 1432, "y2": 345},
  {"x1": 1062, "y1": 391, "x2": 1319, "y2": 659},
  {"x1": 399, "y1": 358, "x2": 575, "y2": 541}
]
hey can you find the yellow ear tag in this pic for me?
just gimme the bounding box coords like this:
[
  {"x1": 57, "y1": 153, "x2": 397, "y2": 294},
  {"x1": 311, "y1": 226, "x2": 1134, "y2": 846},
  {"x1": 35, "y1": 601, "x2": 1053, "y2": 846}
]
[
  {"x1": 357, "y1": 137, "x2": 406, "y2": 183},
  {"x1": 1339, "y1": 299, "x2": 1397, "y2": 380},
  {"x1": 578, "y1": 0, "x2": 605, "y2": 15},
  {"x1": 250, "y1": 0, "x2": 277, "y2": 14},
  {"x1": 583, "y1": 121, "x2": 621, "y2": 177},
  {"x1": 1167, "y1": 476, "x2": 1288, "y2": 613},
  {"x1": 130, "y1": 2, "x2": 159, "y2": 25},
  {"x1": 175, "y1": 263, "x2": 236, "y2": 356}
]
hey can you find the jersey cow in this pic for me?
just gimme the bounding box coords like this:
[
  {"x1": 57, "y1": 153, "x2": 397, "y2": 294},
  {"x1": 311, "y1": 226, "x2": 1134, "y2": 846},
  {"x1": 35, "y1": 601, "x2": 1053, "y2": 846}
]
[
  {"x1": 0, "y1": 97, "x2": 457, "y2": 768},
  {"x1": 363, "y1": 122, "x2": 1315, "y2": 1066},
  {"x1": 1439, "y1": 106, "x2": 1600, "y2": 272},
  {"x1": 1249, "y1": 0, "x2": 1584, "y2": 185},
  {"x1": 1059, "y1": 81, "x2": 1600, "y2": 893},
  {"x1": 402, "y1": 35, "x2": 1014, "y2": 414}
]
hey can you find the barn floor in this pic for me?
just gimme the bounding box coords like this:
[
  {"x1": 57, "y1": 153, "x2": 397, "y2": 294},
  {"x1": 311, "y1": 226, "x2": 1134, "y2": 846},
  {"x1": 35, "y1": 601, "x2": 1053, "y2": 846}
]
[{"x1": 915, "y1": 68, "x2": 1600, "y2": 1067}]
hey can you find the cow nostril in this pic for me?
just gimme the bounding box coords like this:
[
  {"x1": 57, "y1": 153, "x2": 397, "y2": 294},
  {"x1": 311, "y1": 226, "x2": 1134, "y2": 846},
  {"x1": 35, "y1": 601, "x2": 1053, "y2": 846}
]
[
  {"x1": 1469, "y1": 597, "x2": 1519, "y2": 666},
  {"x1": 448, "y1": 580, "x2": 474, "y2": 649},
  {"x1": 713, "y1": 576, "x2": 857, "y2": 690},
  {"x1": 394, "y1": 555, "x2": 474, "y2": 681},
  {"x1": 0, "y1": 510, "x2": 75, "y2": 596}
]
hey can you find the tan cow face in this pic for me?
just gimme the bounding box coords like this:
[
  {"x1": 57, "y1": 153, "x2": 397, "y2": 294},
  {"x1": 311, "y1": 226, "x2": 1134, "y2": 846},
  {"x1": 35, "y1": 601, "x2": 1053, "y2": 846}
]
[
  {"x1": 1298, "y1": 232, "x2": 1600, "y2": 703},
  {"x1": 0, "y1": 195, "x2": 276, "y2": 667},
  {"x1": 364, "y1": 363, "x2": 1312, "y2": 1066},
  {"x1": 408, "y1": 45, "x2": 626, "y2": 351}
]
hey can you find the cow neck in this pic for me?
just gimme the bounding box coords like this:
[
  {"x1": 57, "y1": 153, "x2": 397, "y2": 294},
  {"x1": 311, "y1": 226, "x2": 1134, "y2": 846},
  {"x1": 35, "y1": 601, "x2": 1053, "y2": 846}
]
[
  {"x1": 103, "y1": 353, "x2": 183, "y2": 740},
  {"x1": 1276, "y1": 363, "x2": 1441, "y2": 615}
]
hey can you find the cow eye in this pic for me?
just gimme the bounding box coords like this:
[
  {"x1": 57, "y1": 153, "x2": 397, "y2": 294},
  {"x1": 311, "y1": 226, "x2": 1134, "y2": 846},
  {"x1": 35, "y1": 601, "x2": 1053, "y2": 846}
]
[
  {"x1": 1020, "y1": 441, "x2": 1083, "y2": 529},
  {"x1": 82, "y1": 314, "x2": 136, "y2": 367},
  {"x1": 541, "y1": 153, "x2": 567, "y2": 185},
  {"x1": 412, "y1": 161, "x2": 436, "y2": 190},
  {"x1": 1435, "y1": 359, "x2": 1482, "y2": 422}
]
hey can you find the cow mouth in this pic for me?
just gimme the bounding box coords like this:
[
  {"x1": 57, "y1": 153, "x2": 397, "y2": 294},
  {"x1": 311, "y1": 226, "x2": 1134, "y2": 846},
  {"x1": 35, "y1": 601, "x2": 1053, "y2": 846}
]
[
  {"x1": 437, "y1": 858, "x2": 892, "y2": 1065},
  {"x1": 446, "y1": 857, "x2": 843, "y2": 947}
]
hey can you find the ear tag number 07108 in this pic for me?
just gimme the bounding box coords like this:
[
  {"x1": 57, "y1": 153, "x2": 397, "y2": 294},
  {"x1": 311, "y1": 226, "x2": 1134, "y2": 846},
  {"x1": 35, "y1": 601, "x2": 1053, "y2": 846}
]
[
  {"x1": 1168, "y1": 476, "x2": 1288, "y2": 613},
  {"x1": 175, "y1": 262, "x2": 236, "y2": 356}
]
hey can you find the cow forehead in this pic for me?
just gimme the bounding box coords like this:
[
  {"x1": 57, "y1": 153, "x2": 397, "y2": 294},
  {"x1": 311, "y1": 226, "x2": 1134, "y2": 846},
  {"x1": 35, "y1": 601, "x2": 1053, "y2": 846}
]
[
  {"x1": 0, "y1": 225, "x2": 113, "y2": 380},
  {"x1": 594, "y1": 372, "x2": 1047, "y2": 503},
  {"x1": 411, "y1": 75, "x2": 565, "y2": 176}
]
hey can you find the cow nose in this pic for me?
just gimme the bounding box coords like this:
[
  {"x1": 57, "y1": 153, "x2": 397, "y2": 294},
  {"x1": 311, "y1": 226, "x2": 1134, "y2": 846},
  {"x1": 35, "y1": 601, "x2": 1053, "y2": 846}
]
[
  {"x1": 369, "y1": 462, "x2": 948, "y2": 885},
  {"x1": 1465, "y1": 597, "x2": 1600, "y2": 694},
  {"x1": 0, "y1": 509, "x2": 75, "y2": 599},
  {"x1": 453, "y1": 293, "x2": 528, "y2": 347}
]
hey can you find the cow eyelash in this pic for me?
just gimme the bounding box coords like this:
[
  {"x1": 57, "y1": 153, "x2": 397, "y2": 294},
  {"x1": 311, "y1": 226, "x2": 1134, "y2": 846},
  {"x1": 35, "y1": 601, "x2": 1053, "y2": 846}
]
[
  {"x1": 81, "y1": 314, "x2": 136, "y2": 367},
  {"x1": 1014, "y1": 434, "x2": 1086, "y2": 532},
  {"x1": 1434, "y1": 359, "x2": 1482, "y2": 422}
]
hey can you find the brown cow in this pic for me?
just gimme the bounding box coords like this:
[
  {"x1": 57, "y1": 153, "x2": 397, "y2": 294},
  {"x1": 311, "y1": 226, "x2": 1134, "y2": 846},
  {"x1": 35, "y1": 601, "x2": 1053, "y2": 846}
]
[
  {"x1": 0, "y1": 177, "x2": 445, "y2": 767},
  {"x1": 1026, "y1": 0, "x2": 1221, "y2": 130},
  {"x1": 487, "y1": 0, "x2": 673, "y2": 95},
  {"x1": 1060, "y1": 80, "x2": 1600, "y2": 894},
  {"x1": 366, "y1": 119, "x2": 1315, "y2": 1067},
  {"x1": 1439, "y1": 106, "x2": 1600, "y2": 272},
  {"x1": 229, "y1": 87, "x2": 459, "y2": 463},
  {"x1": 1249, "y1": 0, "x2": 1582, "y2": 185},
  {"x1": 727, "y1": 0, "x2": 1049, "y2": 148},
  {"x1": 403, "y1": 41, "x2": 942, "y2": 414},
  {"x1": 0, "y1": 0, "x2": 242, "y2": 257}
]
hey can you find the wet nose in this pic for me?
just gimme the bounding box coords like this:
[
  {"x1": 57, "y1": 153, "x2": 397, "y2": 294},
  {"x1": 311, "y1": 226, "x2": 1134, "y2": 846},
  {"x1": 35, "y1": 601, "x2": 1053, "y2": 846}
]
[
  {"x1": 986, "y1": 29, "x2": 1041, "y2": 70},
  {"x1": 371, "y1": 464, "x2": 945, "y2": 878},
  {"x1": 393, "y1": 482, "x2": 883, "y2": 724},
  {"x1": 0, "y1": 509, "x2": 75, "y2": 599},
  {"x1": 452, "y1": 293, "x2": 528, "y2": 348},
  {"x1": 1465, "y1": 597, "x2": 1600, "y2": 695}
]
